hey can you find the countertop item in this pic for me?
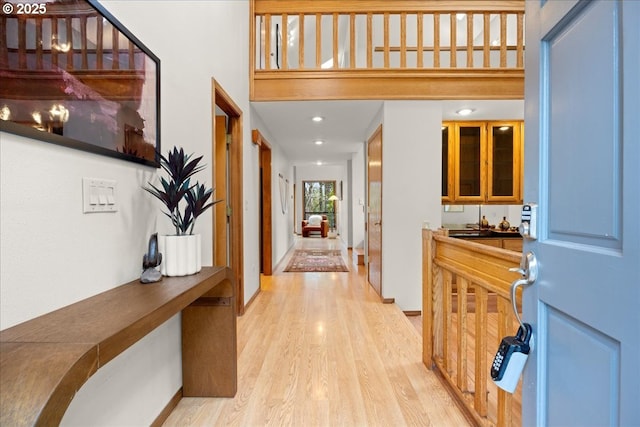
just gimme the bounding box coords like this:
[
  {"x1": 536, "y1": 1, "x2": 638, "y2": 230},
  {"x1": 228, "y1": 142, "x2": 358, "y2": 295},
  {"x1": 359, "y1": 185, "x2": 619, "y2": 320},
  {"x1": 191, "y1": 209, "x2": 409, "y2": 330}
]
[{"x1": 446, "y1": 228, "x2": 522, "y2": 239}]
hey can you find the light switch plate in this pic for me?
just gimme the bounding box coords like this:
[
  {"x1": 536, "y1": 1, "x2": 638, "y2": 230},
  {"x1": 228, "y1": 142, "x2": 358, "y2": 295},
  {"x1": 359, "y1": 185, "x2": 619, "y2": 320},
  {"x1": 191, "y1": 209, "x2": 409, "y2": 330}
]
[{"x1": 83, "y1": 178, "x2": 117, "y2": 213}]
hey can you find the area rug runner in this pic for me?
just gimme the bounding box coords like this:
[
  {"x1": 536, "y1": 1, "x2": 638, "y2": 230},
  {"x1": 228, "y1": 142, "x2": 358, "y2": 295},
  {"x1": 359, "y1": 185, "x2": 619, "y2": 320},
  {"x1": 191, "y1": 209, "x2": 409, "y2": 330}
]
[{"x1": 283, "y1": 249, "x2": 349, "y2": 272}]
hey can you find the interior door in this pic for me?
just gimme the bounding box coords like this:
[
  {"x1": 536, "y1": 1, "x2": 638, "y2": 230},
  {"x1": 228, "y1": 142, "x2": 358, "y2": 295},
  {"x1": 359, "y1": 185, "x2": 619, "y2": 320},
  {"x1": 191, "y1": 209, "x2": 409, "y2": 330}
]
[
  {"x1": 523, "y1": 1, "x2": 639, "y2": 425},
  {"x1": 214, "y1": 115, "x2": 228, "y2": 266},
  {"x1": 367, "y1": 125, "x2": 382, "y2": 297}
]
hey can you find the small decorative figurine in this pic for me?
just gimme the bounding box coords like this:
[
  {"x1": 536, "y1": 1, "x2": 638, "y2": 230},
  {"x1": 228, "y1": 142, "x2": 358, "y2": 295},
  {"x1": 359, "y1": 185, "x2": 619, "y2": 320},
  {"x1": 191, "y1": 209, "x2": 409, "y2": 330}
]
[
  {"x1": 499, "y1": 216, "x2": 511, "y2": 231},
  {"x1": 480, "y1": 215, "x2": 489, "y2": 229},
  {"x1": 141, "y1": 233, "x2": 163, "y2": 283}
]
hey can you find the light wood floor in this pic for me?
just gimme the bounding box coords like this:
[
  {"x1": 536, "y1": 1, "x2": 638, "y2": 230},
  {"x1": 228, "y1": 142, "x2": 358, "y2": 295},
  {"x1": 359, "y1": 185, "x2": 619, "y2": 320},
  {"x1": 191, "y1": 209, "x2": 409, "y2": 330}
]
[{"x1": 164, "y1": 237, "x2": 470, "y2": 426}]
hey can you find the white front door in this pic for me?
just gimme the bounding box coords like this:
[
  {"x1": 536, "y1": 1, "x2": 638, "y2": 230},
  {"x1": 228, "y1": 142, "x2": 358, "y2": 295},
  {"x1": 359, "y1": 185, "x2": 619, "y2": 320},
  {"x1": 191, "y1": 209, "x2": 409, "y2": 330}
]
[{"x1": 523, "y1": 1, "x2": 640, "y2": 425}]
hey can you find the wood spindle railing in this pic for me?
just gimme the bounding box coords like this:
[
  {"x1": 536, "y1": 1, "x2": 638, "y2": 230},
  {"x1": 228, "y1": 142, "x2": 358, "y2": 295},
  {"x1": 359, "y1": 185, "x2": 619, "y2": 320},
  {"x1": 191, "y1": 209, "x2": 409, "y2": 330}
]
[
  {"x1": 2, "y1": 12, "x2": 144, "y2": 74},
  {"x1": 252, "y1": 2, "x2": 524, "y2": 70},
  {"x1": 423, "y1": 229, "x2": 523, "y2": 426}
]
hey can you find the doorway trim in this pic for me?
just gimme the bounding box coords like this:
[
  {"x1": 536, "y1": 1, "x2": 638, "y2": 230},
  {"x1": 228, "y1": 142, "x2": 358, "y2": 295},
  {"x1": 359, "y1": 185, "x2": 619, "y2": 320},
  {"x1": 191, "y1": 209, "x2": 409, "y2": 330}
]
[
  {"x1": 252, "y1": 129, "x2": 273, "y2": 276},
  {"x1": 212, "y1": 79, "x2": 245, "y2": 315}
]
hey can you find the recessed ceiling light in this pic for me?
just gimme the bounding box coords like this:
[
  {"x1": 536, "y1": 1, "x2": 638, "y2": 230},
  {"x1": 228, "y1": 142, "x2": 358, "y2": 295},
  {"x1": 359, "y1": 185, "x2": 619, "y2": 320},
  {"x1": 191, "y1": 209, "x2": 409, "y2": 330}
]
[
  {"x1": 311, "y1": 116, "x2": 324, "y2": 122},
  {"x1": 456, "y1": 108, "x2": 475, "y2": 116},
  {"x1": 314, "y1": 140, "x2": 324, "y2": 145},
  {"x1": 316, "y1": 161, "x2": 322, "y2": 166}
]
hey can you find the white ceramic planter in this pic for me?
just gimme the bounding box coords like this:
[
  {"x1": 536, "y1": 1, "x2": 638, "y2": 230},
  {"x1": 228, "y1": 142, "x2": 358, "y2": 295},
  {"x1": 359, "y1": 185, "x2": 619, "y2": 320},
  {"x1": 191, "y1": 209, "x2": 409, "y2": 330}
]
[{"x1": 157, "y1": 234, "x2": 202, "y2": 276}]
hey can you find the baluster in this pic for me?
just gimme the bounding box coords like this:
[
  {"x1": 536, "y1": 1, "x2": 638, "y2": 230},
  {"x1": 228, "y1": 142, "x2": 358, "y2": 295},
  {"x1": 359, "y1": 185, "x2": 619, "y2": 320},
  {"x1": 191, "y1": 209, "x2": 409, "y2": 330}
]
[
  {"x1": 18, "y1": 19, "x2": 26, "y2": 69},
  {"x1": 497, "y1": 297, "x2": 513, "y2": 426},
  {"x1": 264, "y1": 14, "x2": 271, "y2": 70},
  {"x1": 349, "y1": 13, "x2": 355, "y2": 69},
  {"x1": 81, "y1": 16, "x2": 88, "y2": 70},
  {"x1": 66, "y1": 18, "x2": 73, "y2": 70},
  {"x1": 517, "y1": 12, "x2": 524, "y2": 68},
  {"x1": 431, "y1": 261, "x2": 443, "y2": 361},
  {"x1": 449, "y1": 13, "x2": 456, "y2": 68},
  {"x1": 442, "y1": 269, "x2": 452, "y2": 373},
  {"x1": 383, "y1": 13, "x2": 389, "y2": 68},
  {"x1": 96, "y1": 16, "x2": 103, "y2": 70},
  {"x1": 416, "y1": 13, "x2": 423, "y2": 68},
  {"x1": 298, "y1": 13, "x2": 304, "y2": 69},
  {"x1": 466, "y1": 12, "x2": 473, "y2": 68},
  {"x1": 483, "y1": 13, "x2": 490, "y2": 68},
  {"x1": 0, "y1": 16, "x2": 7, "y2": 68},
  {"x1": 474, "y1": 286, "x2": 488, "y2": 417},
  {"x1": 400, "y1": 13, "x2": 406, "y2": 68},
  {"x1": 282, "y1": 13, "x2": 288, "y2": 69},
  {"x1": 51, "y1": 18, "x2": 58, "y2": 68},
  {"x1": 332, "y1": 13, "x2": 338, "y2": 69},
  {"x1": 111, "y1": 25, "x2": 119, "y2": 69},
  {"x1": 500, "y1": 12, "x2": 507, "y2": 68},
  {"x1": 315, "y1": 13, "x2": 321, "y2": 68},
  {"x1": 366, "y1": 13, "x2": 372, "y2": 69},
  {"x1": 433, "y1": 13, "x2": 440, "y2": 68},
  {"x1": 128, "y1": 40, "x2": 135, "y2": 70},
  {"x1": 35, "y1": 17, "x2": 43, "y2": 69},
  {"x1": 456, "y1": 277, "x2": 469, "y2": 392}
]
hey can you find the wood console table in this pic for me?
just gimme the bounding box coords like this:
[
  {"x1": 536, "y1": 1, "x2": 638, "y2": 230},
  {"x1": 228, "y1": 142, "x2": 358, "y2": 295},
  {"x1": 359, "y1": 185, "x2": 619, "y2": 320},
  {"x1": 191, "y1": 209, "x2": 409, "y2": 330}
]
[{"x1": 0, "y1": 266, "x2": 236, "y2": 426}]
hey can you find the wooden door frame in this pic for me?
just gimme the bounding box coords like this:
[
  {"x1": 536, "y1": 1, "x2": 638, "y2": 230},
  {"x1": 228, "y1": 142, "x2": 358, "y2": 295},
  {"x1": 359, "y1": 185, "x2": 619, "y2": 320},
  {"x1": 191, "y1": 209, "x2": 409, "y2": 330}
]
[
  {"x1": 252, "y1": 129, "x2": 272, "y2": 276},
  {"x1": 213, "y1": 115, "x2": 228, "y2": 268},
  {"x1": 212, "y1": 79, "x2": 245, "y2": 315}
]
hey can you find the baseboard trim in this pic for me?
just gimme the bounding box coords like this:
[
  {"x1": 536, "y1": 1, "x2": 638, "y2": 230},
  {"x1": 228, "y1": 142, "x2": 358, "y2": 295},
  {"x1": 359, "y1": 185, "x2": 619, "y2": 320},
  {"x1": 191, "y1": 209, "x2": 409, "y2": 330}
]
[
  {"x1": 243, "y1": 286, "x2": 261, "y2": 314},
  {"x1": 382, "y1": 297, "x2": 395, "y2": 304},
  {"x1": 403, "y1": 310, "x2": 422, "y2": 316},
  {"x1": 151, "y1": 387, "x2": 182, "y2": 427}
]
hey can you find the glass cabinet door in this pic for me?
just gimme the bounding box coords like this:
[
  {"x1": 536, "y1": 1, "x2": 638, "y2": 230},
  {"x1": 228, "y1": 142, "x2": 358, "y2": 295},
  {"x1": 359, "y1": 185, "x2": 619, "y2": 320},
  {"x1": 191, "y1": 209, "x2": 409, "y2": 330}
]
[
  {"x1": 454, "y1": 123, "x2": 485, "y2": 202},
  {"x1": 487, "y1": 122, "x2": 522, "y2": 202},
  {"x1": 441, "y1": 123, "x2": 454, "y2": 202}
]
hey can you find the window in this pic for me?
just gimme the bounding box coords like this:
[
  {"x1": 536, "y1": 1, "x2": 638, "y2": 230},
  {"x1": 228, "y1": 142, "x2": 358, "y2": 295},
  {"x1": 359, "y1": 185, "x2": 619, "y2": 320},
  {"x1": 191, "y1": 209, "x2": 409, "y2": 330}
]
[{"x1": 303, "y1": 180, "x2": 337, "y2": 228}]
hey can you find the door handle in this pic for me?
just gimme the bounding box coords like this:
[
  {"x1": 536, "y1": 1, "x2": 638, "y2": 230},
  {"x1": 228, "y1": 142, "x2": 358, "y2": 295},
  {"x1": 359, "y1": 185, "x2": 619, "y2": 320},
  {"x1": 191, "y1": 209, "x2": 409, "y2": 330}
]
[{"x1": 509, "y1": 251, "x2": 538, "y2": 329}]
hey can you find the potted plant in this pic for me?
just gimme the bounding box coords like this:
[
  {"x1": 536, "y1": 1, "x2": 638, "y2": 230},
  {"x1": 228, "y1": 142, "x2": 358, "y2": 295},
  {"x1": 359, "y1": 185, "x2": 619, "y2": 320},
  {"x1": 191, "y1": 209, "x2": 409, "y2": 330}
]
[{"x1": 144, "y1": 147, "x2": 221, "y2": 276}]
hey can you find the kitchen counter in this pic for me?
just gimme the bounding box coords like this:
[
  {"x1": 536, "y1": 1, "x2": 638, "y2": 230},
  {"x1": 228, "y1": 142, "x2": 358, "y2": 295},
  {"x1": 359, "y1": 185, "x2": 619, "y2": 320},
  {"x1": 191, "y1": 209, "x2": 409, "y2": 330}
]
[
  {"x1": 446, "y1": 229, "x2": 521, "y2": 238},
  {"x1": 445, "y1": 228, "x2": 523, "y2": 251}
]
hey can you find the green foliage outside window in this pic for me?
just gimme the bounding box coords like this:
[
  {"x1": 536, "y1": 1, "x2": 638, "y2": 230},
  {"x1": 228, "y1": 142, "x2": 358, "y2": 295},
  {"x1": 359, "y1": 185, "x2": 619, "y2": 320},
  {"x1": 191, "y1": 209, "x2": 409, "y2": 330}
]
[{"x1": 303, "y1": 180, "x2": 336, "y2": 228}]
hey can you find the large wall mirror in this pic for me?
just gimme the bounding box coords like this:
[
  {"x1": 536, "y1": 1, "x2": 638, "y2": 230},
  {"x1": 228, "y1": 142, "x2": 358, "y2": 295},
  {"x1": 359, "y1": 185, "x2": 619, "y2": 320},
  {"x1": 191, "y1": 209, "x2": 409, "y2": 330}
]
[{"x1": 0, "y1": 0, "x2": 160, "y2": 167}]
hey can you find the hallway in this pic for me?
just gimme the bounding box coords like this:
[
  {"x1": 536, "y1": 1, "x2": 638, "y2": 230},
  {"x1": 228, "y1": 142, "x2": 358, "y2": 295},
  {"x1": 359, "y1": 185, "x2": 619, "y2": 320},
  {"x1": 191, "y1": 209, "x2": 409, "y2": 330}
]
[{"x1": 164, "y1": 237, "x2": 470, "y2": 426}]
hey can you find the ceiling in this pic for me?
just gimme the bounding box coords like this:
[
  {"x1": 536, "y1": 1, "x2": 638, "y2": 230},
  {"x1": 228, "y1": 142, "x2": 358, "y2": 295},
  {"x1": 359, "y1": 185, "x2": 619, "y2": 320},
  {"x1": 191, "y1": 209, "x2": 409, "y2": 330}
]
[{"x1": 250, "y1": 99, "x2": 524, "y2": 166}]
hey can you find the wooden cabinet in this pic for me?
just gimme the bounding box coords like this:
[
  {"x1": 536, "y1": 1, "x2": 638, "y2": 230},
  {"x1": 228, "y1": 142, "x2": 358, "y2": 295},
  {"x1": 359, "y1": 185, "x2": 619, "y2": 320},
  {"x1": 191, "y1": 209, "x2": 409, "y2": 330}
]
[
  {"x1": 442, "y1": 121, "x2": 523, "y2": 204},
  {"x1": 467, "y1": 237, "x2": 523, "y2": 252}
]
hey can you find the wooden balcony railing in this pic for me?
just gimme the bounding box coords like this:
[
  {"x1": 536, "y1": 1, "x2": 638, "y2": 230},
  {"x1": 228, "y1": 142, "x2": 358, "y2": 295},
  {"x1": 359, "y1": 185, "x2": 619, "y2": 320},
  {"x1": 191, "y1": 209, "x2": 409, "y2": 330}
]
[
  {"x1": 423, "y1": 229, "x2": 523, "y2": 426},
  {"x1": 250, "y1": 0, "x2": 525, "y2": 101},
  {"x1": 0, "y1": 4, "x2": 148, "y2": 103}
]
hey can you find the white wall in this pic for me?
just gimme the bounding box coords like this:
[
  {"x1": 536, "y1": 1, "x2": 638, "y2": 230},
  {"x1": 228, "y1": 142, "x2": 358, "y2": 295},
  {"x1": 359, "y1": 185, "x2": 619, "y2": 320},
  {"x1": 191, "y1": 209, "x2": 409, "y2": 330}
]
[
  {"x1": 1, "y1": 1, "x2": 252, "y2": 425},
  {"x1": 250, "y1": 108, "x2": 295, "y2": 270},
  {"x1": 350, "y1": 144, "x2": 366, "y2": 249},
  {"x1": 381, "y1": 101, "x2": 442, "y2": 311}
]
